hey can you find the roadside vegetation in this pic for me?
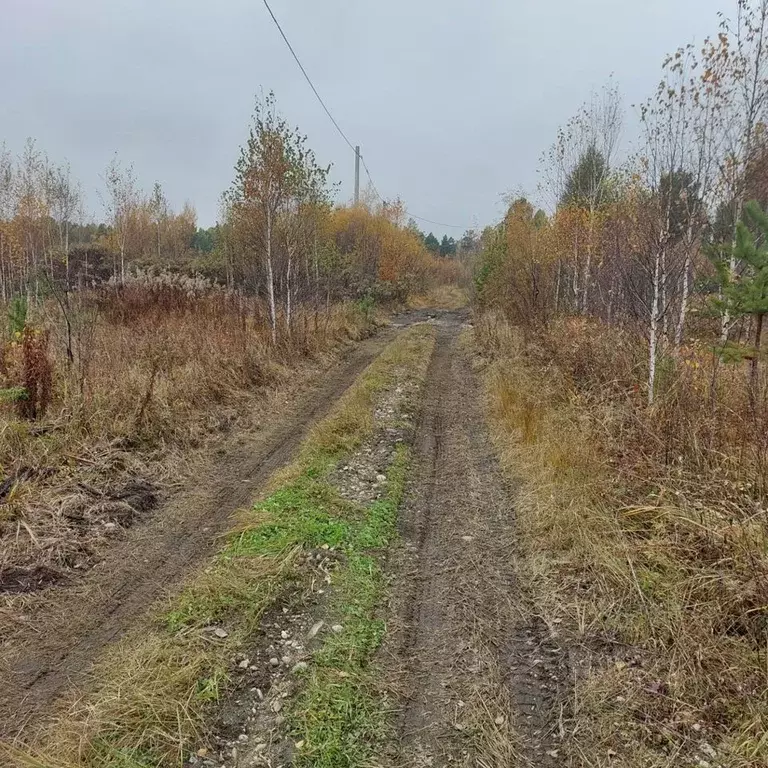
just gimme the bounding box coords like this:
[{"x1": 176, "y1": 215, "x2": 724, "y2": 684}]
[
  {"x1": 0, "y1": 93, "x2": 462, "y2": 599},
  {"x1": 1, "y1": 323, "x2": 434, "y2": 768},
  {"x1": 472, "y1": 0, "x2": 768, "y2": 765}
]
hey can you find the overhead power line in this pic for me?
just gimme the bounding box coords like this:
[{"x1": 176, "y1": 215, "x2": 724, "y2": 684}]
[
  {"x1": 357, "y1": 155, "x2": 465, "y2": 230},
  {"x1": 261, "y1": 0, "x2": 468, "y2": 232}
]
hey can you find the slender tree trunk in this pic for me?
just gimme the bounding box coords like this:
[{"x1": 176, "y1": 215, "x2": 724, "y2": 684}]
[
  {"x1": 750, "y1": 311, "x2": 764, "y2": 408},
  {"x1": 119, "y1": 225, "x2": 126, "y2": 283},
  {"x1": 65, "y1": 220, "x2": 70, "y2": 286},
  {"x1": 675, "y1": 251, "x2": 691, "y2": 350},
  {"x1": 661, "y1": 247, "x2": 669, "y2": 341},
  {"x1": 285, "y1": 249, "x2": 293, "y2": 335},
  {"x1": 0, "y1": 232, "x2": 5, "y2": 302},
  {"x1": 572, "y1": 230, "x2": 580, "y2": 310},
  {"x1": 582, "y1": 208, "x2": 595, "y2": 314},
  {"x1": 648, "y1": 246, "x2": 662, "y2": 406},
  {"x1": 265, "y1": 208, "x2": 277, "y2": 345}
]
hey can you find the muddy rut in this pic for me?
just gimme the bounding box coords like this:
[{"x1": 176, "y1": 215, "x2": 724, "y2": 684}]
[
  {"x1": 383, "y1": 316, "x2": 567, "y2": 767},
  {"x1": 0, "y1": 317, "x2": 424, "y2": 739}
]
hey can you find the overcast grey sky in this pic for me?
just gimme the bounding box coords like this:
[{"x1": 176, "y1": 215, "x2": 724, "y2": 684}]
[{"x1": 3, "y1": 0, "x2": 728, "y2": 234}]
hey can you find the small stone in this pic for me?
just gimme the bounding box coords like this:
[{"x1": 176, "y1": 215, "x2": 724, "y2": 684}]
[
  {"x1": 238, "y1": 659, "x2": 250, "y2": 669},
  {"x1": 269, "y1": 657, "x2": 280, "y2": 667},
  {"x1": 237, "y1": 734, "x2": 248, "y2": 743},
  {"x1": 461, "y1": 535, "x2": 473, "y2": 542},
  {"x1": 213, "y1": 627, "x2": 228, "y2": 639},
  {"x1": 376, "y1": 474, "x2": 386, "y2": 482},
  {"x1": 546, "y1": 750, "x2": 560, "y2": 758},
  {"x1": 271, "y1": 698, "x2": 283, "y2": 713},
  {"x1": 494, "y1": 715, "x2": 505, "y2": 726},
  {"x1": 196, "y1": 748, "x2": 209, "y2": 757},
  {"x1": 281, "y1": 630, "x2": 290, "y2": 639},
  {"x1": 321, "y1": 543, "x2": 330, "y2": 550},
  {"x1": 292, "y1": 661, "x2": 309, "y2": 674},
  {"x1": 281, "y1": 655, "x2": 291, "y2": 665},
  {"x1": 295, "y1": 740, "x2": 305, "y2": 749},
  {"x1": 331, "y1": 624, "x2": 344, "y2": 634},
  {"x1": 308, "y1": 621, "x2": 324, "y2": 638}
]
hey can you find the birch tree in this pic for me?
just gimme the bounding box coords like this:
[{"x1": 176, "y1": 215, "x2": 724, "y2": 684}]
[
  {"x1": 46, "y1": 161, "x2": 81, "y2": 285},
  {"x1": 551, "y1": 81, "x2": 623, "y2": 314},
  {"x1": 228, "y1": 93, "x2": 327, "y2": 343},
  {"x1": 640, "y1": 73, "x2": 685, "y2": 403},
  {"x1": 149, "y1": 182, "x2": 169, "y2": 262},
  {"x1": 103, "y1": 155, "x2": 139, "y2": 282}
]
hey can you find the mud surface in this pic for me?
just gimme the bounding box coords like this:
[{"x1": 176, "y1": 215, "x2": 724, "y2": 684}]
[
  {"x1": 0, "y1": 318, "x2": 420, "y2": 739},
  {"x1": 382, "y1": 316, "x2": 568, "y2": 766}
]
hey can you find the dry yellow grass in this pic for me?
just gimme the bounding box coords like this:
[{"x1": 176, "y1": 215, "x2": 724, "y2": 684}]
[
  {"x1": 407, "y1": 284, "x2": 468, "y2": 310},
  {"x1": 477, "y1": 313, "x2": 768, "y2": 768}
]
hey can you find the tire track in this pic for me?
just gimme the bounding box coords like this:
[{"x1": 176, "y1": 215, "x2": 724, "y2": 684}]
[{"x1": 383, "y1": 315, "x2": 568, "y2": 767}]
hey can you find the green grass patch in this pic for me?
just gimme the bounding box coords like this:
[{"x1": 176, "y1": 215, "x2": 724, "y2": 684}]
[{"x1": 290, "y1": 443, "x2": 409, "y2": 768}]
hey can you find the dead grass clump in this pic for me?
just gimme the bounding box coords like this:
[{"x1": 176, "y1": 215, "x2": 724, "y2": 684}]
[
  {"x1": 408, "y1": 284, "x2": 468, "y2": 310},
  {"x1": 479, "y1": 314, "x2": 768, "y2": 767}
]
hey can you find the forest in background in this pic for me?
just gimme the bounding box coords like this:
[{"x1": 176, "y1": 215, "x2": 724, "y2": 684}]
[
  {"x1": 0, "y1": 99, "x2": 468, "y2": 309},
  {"x1": 0, "y1": 89, "x2": 466, "y2": 420}
]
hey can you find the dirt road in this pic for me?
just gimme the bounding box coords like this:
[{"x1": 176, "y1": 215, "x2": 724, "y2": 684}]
[
  {"x1": 1, "y1": 311, "x2": 568, "y2": 766},
  {"x1": 382, "y1": 316, "x2": 567, "y2": 766},
  {"x1": 0, "y1": 317, "x2": 424, "y2": 739}
]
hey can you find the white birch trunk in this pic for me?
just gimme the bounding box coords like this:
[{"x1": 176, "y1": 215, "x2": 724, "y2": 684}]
[
  {"x1": 648, "y1": 247, "x2": 662, "y2": 406},
  {"x1": 661, "y1": 247, "x2": 669, "y2": 341},
  {"x1": 266, "y1": 207, "x2": 277, "y2": 345},
  {"x1": 285, "y1": 249, "x2": 293, "y2": 335}
]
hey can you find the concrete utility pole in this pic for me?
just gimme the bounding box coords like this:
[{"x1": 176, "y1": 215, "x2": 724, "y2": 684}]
[{"x1": 354, "y1": 145, "x2": 360, "y2": 205}]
